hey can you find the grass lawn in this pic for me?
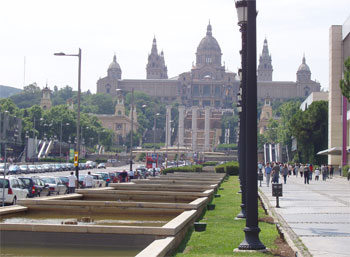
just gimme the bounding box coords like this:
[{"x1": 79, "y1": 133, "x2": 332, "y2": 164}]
[{"x1": 173, "y1": 175, "x2": 282, "y2": 257}]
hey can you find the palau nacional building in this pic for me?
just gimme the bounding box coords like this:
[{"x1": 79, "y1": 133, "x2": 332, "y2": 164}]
[{"x1": 94, "y1": 23, "x2": 321, "y2": 152}]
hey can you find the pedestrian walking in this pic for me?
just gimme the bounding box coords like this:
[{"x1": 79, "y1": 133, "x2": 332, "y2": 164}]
[
  {"x1": 303, "y1": 164, "x2": 310, "y2": 184},
  {"x1": 68, "y1": 172, "x2": 77, "y2": 193},
  {"x1": 315, "y1": 167, "x2": 320, "y2": 181},
  {"x1": 295, "y1": 164, "x2": 299, "y2": 177},
  {"x1": 322, "y1": 165, "x2": 327, "y2": 181},
  {"x1": 347, "y1": 167, "x2": 350, "y2": 181},
  {"x1": 330, "y1": 165, "x2": 334, "y2": 178},
  {"x1": 339, "y1": 165, "x2": 342, "y2": 176},
  {"x1": 309, "y1": 164, "x2": 313, "y2": 181},
  {"x1": 282, "y1": 164, "x2": 289, "y2": 184},
  {"x1": 300, "y1": 164, "x2": 304, "y2": 177},
  {"x1": 264, "y1": 163, "x2": 272, "y2": 187},
  {"x1": 83, "y1": 171, "x2": 93, "y2": 188},
  {"x1": 288, "y1": 164, "x2": 293, "y2": 176},
  {"x1": 271, "y1": 162, "x2": 280, "y2": 183}
]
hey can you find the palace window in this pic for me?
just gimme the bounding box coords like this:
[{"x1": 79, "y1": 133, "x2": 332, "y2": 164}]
[
  {"x1": 203, "y1": 85, "x2": 210, "y2": 96},
  {"x1": 193, "y1": 85, "x2": 199, "y2": 96}
]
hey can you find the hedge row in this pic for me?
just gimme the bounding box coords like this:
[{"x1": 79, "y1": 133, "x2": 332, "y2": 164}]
[
  {"x1": 162, "y1": 165, "x2": 203, "y2": 174},
  {"x1": 215, "y1": 161, "x2": 239, "y2": 175},
  {"x1": 201, "y1": 161, "x2": 218, "y2": 167}
]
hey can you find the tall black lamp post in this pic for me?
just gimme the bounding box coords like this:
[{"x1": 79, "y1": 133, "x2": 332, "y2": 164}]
[
  {"x1": 236, "y1": 0, "x2": 265, "y2": 250},
  {"x1": 235, "y1": 0, "x2": 247, "y2": 221},
  {"x1": 54, "y1": 48, "x2": 82, "y2": 188}
]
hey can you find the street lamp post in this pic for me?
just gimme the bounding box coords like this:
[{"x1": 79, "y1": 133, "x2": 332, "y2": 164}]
[
  {"x1": 54, "y1": 48, "x2": 82, "y2": 188},
  {"x1": 236, "y1": 0, "x2": 265, "y2": 250},
  {"x1": 59, "y1": 121, "x2": 70, "y2": 163},
  {"x1": 130, "y1": 88, "x2": 134, "y2": 172},
  {"x1": 154, "y1": 113, "x2": 160, "y2": 153}
]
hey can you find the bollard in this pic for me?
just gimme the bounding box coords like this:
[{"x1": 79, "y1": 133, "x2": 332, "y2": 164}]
[{"x1": 272, "y1": 183, "x2": 283, "y2": 208}]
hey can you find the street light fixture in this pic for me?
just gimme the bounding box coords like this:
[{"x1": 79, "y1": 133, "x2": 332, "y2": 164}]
[{"x1": 54, "y1": 48, "x2": 82, "y2": 188}]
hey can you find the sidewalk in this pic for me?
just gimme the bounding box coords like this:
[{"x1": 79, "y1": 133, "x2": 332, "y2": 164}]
[{"x1": 259, "y1": 175, "x2": 350, "y2": 257}]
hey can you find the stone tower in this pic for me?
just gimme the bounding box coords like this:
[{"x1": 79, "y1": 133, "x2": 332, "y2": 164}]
[
  {"x1": 258, "y1": 96, "x2": 273, "y2": 134},
  {"x1": 146, "y1": 37, "x2": 168, "y2": 79},
  {"x1": 114, "y1": 92, "x2": 125, "y2": 116},
  {"x1": 258, "y1": 38, "x2": 273, "y2": 81},
  {"x1": 40, "y1": 85, "x2": 52, "y2": 110}
]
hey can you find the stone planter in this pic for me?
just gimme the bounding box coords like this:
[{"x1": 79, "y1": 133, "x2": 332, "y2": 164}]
[{"x1": 194, "y1": 222, "x2": 207, "y2": 232}]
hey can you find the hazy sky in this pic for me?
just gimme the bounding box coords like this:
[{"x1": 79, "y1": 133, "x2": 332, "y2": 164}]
[{"x1": 0, "y1": 0, "x2": 349, "y2": 93}]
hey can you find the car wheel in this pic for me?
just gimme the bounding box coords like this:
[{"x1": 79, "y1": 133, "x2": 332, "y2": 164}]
[{"x1": 12, "y1": 197, "x2": 17, "y2": 205}]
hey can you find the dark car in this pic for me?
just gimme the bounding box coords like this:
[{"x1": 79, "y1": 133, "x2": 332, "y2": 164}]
[{"x1": 18, "y1": 176, "x2": 49, "y2": 197}]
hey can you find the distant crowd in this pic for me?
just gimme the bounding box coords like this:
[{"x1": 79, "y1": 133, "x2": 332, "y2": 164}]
[{"x1": 258, "y1": 162, "x2": 344, "y2": 186}]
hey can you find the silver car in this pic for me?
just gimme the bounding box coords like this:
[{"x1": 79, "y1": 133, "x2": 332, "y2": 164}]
[{"x1": 41, "y1": 176, "x2": 66, "y2": 195}]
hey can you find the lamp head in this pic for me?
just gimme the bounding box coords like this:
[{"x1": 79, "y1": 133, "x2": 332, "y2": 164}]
[{"x1": 235, "y1": 0, "x2": 248, "y2": 24}]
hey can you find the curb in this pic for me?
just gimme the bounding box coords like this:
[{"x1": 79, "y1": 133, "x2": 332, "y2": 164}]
[{"x1": 258, "y1": 189, "x2": 312, "y2": 257}]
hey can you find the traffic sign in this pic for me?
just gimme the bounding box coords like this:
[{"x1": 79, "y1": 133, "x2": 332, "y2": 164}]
[{"x1": 74, "y1": 152, "x2": 79, "y2": 167}]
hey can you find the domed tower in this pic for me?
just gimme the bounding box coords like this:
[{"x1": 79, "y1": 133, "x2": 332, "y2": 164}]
[
  {"x1": 258, "y1": 38, "x2": 273, "y2": 81},
  {"x1": 196, "y1": 22, "x2": 222, "y2": 69},
  {"x1": 107, "y1": 54, "x2": 122, "y2": 79},
  {"x1": 297, "y1": 54, "x2": 311, "y2": 82},
  {"x1": 146, "y1": 37, "x2": 168, "y2": 79}
]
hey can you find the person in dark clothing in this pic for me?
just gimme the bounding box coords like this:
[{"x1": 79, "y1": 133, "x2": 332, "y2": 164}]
[
  {"x1": 303, "y1": 165, "x2": 310, "y2": 184},
  {"x1": 120, "y1": 170, "x2": 128, "y2": 182}
]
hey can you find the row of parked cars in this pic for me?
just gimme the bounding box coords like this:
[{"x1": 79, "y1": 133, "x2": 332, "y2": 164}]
[{"x1": 0, "y1": 161, "x2": 105, "y2": 175}]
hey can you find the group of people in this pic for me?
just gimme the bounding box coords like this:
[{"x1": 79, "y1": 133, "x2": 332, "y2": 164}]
[{"x1": 259, "y1": 162, "x2": 340, "y2": 186}]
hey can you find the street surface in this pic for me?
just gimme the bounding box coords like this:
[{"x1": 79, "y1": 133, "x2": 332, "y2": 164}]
[{"x1": 259, "y1": 175, "x2": 350, "y2": 257}]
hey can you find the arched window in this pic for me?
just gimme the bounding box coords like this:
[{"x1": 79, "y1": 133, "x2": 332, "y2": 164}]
[
  {"x1": 304, "y1": 86, "x2": 310, "y2": 97},
  {"x1": 118, "y1": 110, "x2": 122, "y2": 116}
]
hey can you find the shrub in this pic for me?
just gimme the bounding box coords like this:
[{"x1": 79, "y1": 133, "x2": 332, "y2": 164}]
[
  {"x1": 215, "y1": 161, "x2": 239, "y2": 175},
  {"x1": 342, "y1": 165, "x2": 350, "y2": 177},
  {"x1": 162, "y1": 165, "x2": 203, "y2": 174}
]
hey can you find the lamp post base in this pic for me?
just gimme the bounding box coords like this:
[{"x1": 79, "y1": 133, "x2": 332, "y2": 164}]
[
  {"x1": 238, "y1": 226, "x2": 266, "y2": 250},
  {"x1": 236, "y1": 203, "x2": 246, "y2": 219}
]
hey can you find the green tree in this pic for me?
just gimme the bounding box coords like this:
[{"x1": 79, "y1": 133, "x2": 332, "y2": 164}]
[
  {"x1": 340, "y1": 57, "x2": 350, "y2": 100},
  {"x1": 10, "y1": 83, "x2": 41, "y2": 108},
  {"x1": 290, "y1": 101, "x2": 328, "y2": 165}
]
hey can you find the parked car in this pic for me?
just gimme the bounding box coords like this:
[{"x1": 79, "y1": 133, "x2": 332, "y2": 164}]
[
  {"x1": 91, "y1": 174, "x2": 106, "y2": 187},
  {"x1": 0, "y1": 163, "x2": 10, "y2": 174},
  {"x1": 28, "y1": 165, "x2": 37, "y2": 173},
  {"x1": 0, "y1": 176, "x2": 29, "y2": 204},
  {"x1": 54, "y1": 164, "x2": 63, "y2": 172},
  {"x1": 58, "y1": 176, "x2": 69, "y2": 193},
  {"x1": 35, "y1": 165, "x2": 44, "y2": 173},
  {"x1": 41, "y1": 176, "x2": 67, "y2": 195},
  {"x1": 18, "y1": 176, "x2": 49, "y2": 197},
  {"x1": 97, "y1": 163, "x2": 106, "y2": 169},
  {"x1": 42, "y1": 164, "x2": 52, "y2": 172},
  {"x1": 66, "y1": 163, "x2": 74, "y2": 171},
  {"x1": 95, "y1": 172, "x2": 111, "y2": 186},
  {"x1": 8, "y1": 164, "x2": 21, "y2": 175},
  {"x1": 19, "y1": 165, "x2": 29, "y2": 174}
]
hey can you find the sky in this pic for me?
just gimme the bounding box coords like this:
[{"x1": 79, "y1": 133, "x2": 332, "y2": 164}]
[{"x1": 0, "y1": 0, "x2": 349, "y2": 93}]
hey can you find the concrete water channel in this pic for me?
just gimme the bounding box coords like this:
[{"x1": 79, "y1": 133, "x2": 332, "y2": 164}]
[{"x1": 0, "y1": 172, "x2": 225, "y2": 257}]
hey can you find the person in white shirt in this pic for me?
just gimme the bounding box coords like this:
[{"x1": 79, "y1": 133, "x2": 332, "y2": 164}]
[
  {"x1": 84, "y1": 171, "x2": 93, "y2": 188},
  {"x1": 68, "y1": 172, "x2": 77, "y2": 193}
]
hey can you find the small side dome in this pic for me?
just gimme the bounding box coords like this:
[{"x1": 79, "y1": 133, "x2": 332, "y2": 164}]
[{"x1": 297, "y1": 55, "x2": 310, "y2": 72}]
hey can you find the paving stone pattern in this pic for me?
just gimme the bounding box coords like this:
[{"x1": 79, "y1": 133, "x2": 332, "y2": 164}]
[{"x1": 259, "y1": 175, "x2": 350, "y2": 257}]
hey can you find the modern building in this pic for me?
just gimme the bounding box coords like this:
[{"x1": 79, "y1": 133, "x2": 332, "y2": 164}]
[
  {"x1": 323, "y1": 16, "x2": 350, "y2": 166},
  {"x1": 300, "y1": 91, "x2": 328, "y2": 111}
]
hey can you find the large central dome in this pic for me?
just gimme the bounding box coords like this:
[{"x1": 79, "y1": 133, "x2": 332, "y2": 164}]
[
  {"x1": 195, "y1": 22, "x2": 222, "y2": 68},
  {"x1": 197, "y1": 23, "x2": 221, "y2": 53}
]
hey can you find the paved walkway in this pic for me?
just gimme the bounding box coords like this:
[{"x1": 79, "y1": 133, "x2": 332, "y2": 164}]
[{"x1": 259, "y1": 175, "x2": 350, "y2": 257}]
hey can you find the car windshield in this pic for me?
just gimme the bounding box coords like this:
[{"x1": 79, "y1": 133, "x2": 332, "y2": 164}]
[
  {"x1": 20, "y1": 165, "x2": 27, "y2": 169},
  {"x1": 59, "y1": 177, "x2": 68, "y2": 182},
  {"x1": 42, "y1": 177, "x2": 56, "y2": 184},
  {"x1": 19, "y1": 178, "x2": 31, "y2": 186},
  {"x1": 29, "y1": 165, "x2": 36, "y2": 169},
  {"x1": 97, "y1": 173, "x2": 108, "y2": 179}
]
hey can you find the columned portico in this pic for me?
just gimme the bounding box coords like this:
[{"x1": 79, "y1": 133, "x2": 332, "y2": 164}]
[
  {"x1": 178, "y1": 105, "x2": 185, "y2": 147},
  {"x1": 166, "y1": 105, "x2": 172, "y2": 147},
  {"x1": 191, "y1": 106, "x2": 198, "y2": 152}
]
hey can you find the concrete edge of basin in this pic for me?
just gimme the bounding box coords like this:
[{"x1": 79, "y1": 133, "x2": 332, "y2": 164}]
[
  {"x1": 0, "y1": 205, "x2": 28, "y2": 216},
  {"x1": 162, "y1": 210, "x2": 197, "y2": 234},
  {"x1": 135, "y1": 237, "x2": 175, "y2": 257},
  {"x1": 258, "y1": 189, "x2": 312, "y2": 257}
]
